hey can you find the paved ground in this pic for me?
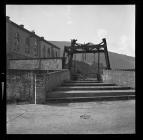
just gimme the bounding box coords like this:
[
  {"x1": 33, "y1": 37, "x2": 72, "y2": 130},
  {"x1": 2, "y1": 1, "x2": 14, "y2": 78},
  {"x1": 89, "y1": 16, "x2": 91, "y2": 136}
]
[{"x1": 7, "y1": 100, "x2": 135, "y2": 134}]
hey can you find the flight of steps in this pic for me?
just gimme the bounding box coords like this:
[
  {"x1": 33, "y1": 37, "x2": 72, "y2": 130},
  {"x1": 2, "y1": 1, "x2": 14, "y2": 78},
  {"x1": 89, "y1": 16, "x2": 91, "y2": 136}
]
[{"x1": 46, "y1": 78, "x2": 135, "y2": 102}]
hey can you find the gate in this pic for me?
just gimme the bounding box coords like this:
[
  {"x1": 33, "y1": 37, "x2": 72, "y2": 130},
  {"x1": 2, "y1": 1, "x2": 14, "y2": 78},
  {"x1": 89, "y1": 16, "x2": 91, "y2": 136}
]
[{"x1": 62, "y1": 38, "x2": 111, "y2": 81}]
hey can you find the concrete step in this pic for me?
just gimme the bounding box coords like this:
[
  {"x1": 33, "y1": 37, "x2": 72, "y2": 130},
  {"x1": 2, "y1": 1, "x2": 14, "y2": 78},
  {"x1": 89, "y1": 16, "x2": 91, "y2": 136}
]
[
  {"x1": 85, "y1": 78, "x2": 98, "y2": 80},
  {"x1": 56, "y1": 86, "x2": 132, "y2": 91},
  {"x1": 79, "y1": 78, "x2": 98, "y2": 81},
  {"x1": 47, "y1": 89, "x2": 135, "y2": 98},
  {"x1": 66, "y1": 80, "x2": 101, "y2": 83},
  {"x1": 62, "y1": 83, "x2": 116, "y2": 86},
  {"x1": 46, "y1": 95, "x2": 135, "y2": 102}
]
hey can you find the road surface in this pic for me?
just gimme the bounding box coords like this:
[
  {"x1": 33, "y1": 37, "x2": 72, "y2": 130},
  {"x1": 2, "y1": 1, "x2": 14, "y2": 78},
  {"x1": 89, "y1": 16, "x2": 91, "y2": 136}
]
[{"x1": 7, "y1": 100, "x2": 135, "y2": 134}]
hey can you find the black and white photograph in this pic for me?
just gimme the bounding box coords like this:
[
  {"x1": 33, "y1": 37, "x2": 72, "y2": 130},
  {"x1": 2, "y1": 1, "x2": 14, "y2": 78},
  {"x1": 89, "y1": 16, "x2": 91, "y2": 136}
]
[{"x1": 6, "y1": 5, "x2": 135, "y2": 134}]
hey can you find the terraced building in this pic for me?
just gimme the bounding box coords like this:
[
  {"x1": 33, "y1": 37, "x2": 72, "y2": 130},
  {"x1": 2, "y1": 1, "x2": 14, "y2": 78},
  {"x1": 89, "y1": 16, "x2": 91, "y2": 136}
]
[{"x1": 6, "y1": 16, "x2": 60, "y2": 67}]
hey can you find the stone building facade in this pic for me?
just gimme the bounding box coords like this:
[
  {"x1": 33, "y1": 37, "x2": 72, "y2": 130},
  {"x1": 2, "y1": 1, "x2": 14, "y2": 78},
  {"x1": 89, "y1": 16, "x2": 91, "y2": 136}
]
[
  {"x1": 6, "y1": 16, "x2": 64, "y2": 104},
  {"x1": 6, "y1": 16, "x2": 60, "y2": 61}
]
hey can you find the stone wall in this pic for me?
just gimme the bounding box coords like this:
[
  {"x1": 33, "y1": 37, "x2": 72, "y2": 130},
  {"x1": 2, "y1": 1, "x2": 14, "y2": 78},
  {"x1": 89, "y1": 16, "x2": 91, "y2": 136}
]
[
  {"x1": 102, "y1": 70, "x2": 135, "y2": 88},
  {"x1": 7, "y1": 70, "x2": 35, "y2": 103},
  {"x1": 36, "y1": 69, "x2": 70, "y2": 103},
  {"x1": 7, "y1": 69, "x2": 70, "y2": 104},
  {"x1": 9, "y1": 58, "x2": 62, "y2": 70},
  {"x1": 45, "y1": 70, "x2": 70, "y2": 98},
  {"x1": 41, "y1": 59, "x2": 62, "y2": 70},
  {"x1": 35, "y1": 71, "x2": 47, "y2": 104}
]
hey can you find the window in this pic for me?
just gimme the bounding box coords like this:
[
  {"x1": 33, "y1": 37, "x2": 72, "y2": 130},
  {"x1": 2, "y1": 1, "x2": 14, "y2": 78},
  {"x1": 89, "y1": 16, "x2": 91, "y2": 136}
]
[
  {"x1": 43, "y1": 46, "x2": 46, "y2": 58},
  {"x1": 55, "y1": 51, "x2": 58, "y2": 57},
  {"x1": 47, "y1": 49, "x2": 49, "y2": 58},
  {"x1": 45, "y1": 48, "x2": 47, "y2": 58},
  {"x1": 33, "y1": 38, "x2": 38, "y2": 57},
  {"x1": 25, "y1": 37, "x2": 30, "y2": 54},
  {"x1": 48, "y1": 48, "x2": 50, "y2": 57},
  {"x1": 34, "y1": 38, "x2": 38, "y2": 46},
  {"x1": 53, "y1": 50, "x2": 54, "y2": 57},
  {"x1": 14, "y1": 32, "x2": 20, "y2": 51},
  {"x1": 51, "y1": 48, "x2": 54, "y2": 57}
]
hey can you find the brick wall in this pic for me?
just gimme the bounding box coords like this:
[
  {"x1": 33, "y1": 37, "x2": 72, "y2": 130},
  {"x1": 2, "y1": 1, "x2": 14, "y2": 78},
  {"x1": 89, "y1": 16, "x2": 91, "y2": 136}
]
[
  {"x1": 102, "y1": 70, "x2": 135, "y2": 88},
  {"x1": 35, "y1": 71, "x2": 47, "y2": 104},
  {"x1": 36, "y1": 69, "x2": 70, "y2": 103},
  {"x1": 7, "y1": 70, "x2": 35, "y2": 103},
  {"x1": 45, "y1": 70, "x2": 70, "y2": 98},
  {"x1": 9, "y1": 59, "x2": 62, "y2": 70},
  {"x1": 7, "y1": 69, "x2": 70, "y2": 104}
]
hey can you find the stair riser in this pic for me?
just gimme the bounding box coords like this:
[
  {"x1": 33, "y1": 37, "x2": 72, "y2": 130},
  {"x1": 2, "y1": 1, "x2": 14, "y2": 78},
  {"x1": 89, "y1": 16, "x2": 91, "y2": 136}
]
[
  {"x1": 47, "y1": 92, "x2": 135, "y2": 98},
  {"x1": 46, "y1": 96, "x2": 135, "y2": 102},
  {"x1": 63, "y1": 84, "x2": 116, "y2": 86},
  {"x1": 55, "y1": 87, "x2": 132, "y2": 91},
  {"x1": 66, "y1": 81, "x2": 101, "y2": 83}
]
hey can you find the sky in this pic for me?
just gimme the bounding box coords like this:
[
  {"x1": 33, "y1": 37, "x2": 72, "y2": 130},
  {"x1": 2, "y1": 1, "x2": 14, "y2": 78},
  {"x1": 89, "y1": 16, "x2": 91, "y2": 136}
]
[{"x1": 6, "y1": 5, "x2": 135, "y2": 57}]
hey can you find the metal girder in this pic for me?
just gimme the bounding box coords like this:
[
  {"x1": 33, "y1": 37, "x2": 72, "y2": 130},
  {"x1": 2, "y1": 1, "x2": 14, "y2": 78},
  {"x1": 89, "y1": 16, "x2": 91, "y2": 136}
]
[
  {"x1": 64, "y1": 44, "x2": 104, "y2": 51},
  {"x1": 65, "y1": 50, "x2": 105, "y2": 54},
  {"x1": 62, "y1": 38, "x2": 111, "y2": 71}
]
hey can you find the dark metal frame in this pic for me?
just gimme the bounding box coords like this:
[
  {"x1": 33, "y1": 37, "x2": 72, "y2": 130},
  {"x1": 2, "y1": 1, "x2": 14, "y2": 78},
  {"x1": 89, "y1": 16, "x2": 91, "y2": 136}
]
[{"x1": 62, "y1": 38, "x2": 111, "y2": 81}]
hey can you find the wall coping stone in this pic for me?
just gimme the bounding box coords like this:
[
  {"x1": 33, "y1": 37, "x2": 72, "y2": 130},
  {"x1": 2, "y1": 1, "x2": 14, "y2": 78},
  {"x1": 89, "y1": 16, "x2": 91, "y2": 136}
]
[{"x1": 47, "y1": 69, "x2": 69, "y2": 76}]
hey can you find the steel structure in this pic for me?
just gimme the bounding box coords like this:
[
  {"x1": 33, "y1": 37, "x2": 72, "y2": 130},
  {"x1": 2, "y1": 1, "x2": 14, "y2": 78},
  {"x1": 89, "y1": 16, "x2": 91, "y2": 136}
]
[{"x1": 62, "y1": 38, "x2": 111, "y2": 81}]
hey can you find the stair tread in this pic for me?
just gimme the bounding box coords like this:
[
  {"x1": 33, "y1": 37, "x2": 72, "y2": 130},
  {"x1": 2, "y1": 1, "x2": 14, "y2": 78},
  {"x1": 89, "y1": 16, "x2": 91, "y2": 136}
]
[
  {"x1": 63, "y1": 83, "x2": 115, "y2": 85},
  {"x1": 47, "y1": 95, "x2": 135, "y2": 100},
  {"x1": 58, "y1": 86, "x2": 131, "y2": 89},
  {"x1": 68, "y1": 80, "x2": 100, "y2": 82},
  {"x1": 51, "y1": 89, "x2": 135, "y2": 94}
]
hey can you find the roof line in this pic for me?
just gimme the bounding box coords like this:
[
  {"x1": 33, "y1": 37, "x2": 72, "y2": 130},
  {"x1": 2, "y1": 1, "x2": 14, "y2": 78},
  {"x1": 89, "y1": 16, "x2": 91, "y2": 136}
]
[{"x1": 6, "y1": 17, "x2": 60, "y2": 49}]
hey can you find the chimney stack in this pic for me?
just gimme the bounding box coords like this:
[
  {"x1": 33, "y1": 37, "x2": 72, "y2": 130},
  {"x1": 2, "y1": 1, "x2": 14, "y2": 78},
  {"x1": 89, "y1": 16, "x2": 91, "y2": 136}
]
[
  {"x1": 20, "y1": 24, "x2": 24, "y2": 28},
  {"x1": 31, "y1": 30, "x2": 35, "y2": 34},
  {"x1": 41, "y1": 37, "x2": 44, "y2": 40}
]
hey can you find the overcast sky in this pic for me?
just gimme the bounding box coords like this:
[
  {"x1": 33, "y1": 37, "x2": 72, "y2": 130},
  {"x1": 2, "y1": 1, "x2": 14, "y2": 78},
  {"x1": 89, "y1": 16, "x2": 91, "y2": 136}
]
[{"x1": 6, "y1": 5, "x2": 135, "y2": 57}]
